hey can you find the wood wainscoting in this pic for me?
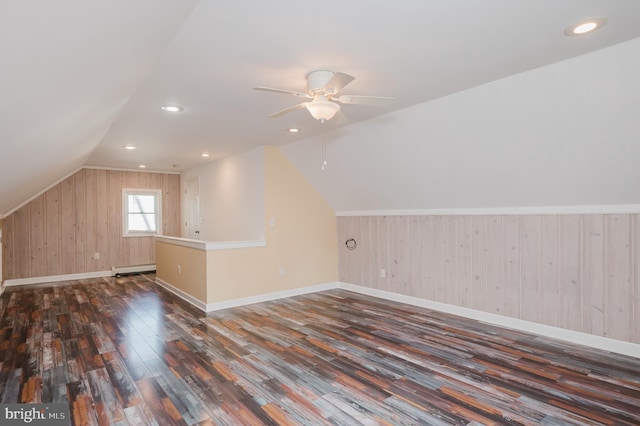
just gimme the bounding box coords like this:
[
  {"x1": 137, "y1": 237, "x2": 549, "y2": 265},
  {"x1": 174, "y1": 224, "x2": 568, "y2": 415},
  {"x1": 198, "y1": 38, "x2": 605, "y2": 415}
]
[
  {"x1": 338, "y1": 214, "x2": 640, "y2": 344},
  {"x1": 1, "y1": 168, "x2": 181, "y2": 281}
]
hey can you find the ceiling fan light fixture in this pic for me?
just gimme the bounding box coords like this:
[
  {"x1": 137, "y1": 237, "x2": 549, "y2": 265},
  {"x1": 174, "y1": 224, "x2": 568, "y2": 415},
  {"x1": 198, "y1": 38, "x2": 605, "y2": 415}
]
[{"x1": 306, "y1": 97, "x2": 340, "y2": 122}]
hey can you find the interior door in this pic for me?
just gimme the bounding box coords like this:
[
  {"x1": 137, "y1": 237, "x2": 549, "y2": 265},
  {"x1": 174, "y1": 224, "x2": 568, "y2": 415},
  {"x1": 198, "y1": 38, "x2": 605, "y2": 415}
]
[{"x1": 185, "y1": 177, "x2": 200, "y2": 238}]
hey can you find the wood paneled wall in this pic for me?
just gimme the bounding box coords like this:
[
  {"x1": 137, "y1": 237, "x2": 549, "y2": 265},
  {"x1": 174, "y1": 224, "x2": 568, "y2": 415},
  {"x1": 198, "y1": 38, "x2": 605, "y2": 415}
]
[
  {"x1": 2, "y1": 169, "x2": 180, "y2": 280},
  {"x1": 338, "y1": 214, "x2": 640, "y2": 344}
]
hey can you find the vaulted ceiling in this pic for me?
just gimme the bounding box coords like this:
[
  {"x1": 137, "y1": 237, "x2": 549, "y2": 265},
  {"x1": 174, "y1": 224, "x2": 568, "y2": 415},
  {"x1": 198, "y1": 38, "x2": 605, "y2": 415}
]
[{"x1": 2, "y1": 1, "x2": 640, "y2": 215}]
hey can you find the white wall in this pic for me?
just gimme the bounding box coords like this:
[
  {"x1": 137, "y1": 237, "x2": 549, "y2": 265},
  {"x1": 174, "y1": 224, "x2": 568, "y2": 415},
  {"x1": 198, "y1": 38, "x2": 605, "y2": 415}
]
[
  {"x1": 181, "y1": 147, "x2": 264, "y2": 241},
  {"x1": 281, "y1": 37, "x2": 640, "y2": 212}
]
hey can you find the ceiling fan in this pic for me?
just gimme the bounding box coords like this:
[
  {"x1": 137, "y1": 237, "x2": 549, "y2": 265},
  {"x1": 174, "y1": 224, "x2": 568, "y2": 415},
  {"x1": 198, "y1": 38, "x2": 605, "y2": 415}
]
[{"x1": 254, "y1": 70, "x2": 394, "y2": 123}]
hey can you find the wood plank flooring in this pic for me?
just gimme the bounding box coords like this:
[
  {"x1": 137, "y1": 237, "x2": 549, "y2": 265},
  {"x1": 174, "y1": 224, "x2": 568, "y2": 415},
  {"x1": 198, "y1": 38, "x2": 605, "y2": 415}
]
[{"x1": 0, "y1": 274, "x2": 639, "y2": 425}]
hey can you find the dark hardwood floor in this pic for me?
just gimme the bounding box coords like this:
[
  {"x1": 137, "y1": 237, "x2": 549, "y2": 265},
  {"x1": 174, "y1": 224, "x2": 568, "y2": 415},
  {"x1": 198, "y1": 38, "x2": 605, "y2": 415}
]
[{"x1": 0, "y1": 274, "x2": 639, "y2": 425}]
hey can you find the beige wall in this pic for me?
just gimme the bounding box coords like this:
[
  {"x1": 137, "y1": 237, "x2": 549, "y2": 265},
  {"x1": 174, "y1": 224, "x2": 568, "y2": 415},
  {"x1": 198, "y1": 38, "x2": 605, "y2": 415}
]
[
  {"x1": 338, "y1": 214, "x2": 640, "y2": 344},
  {"x1": 156, "y1": 146, "x2": 338, "y2": 306},
  {"x1": 205, "y1": 146, "x2": 338, "y2": 303},
  {"x1": 156, "y1": 241, "x2": 207, "y2": 302},
  {"x1": 2, "y1": 168, "x2": 181, "y2": 280}
]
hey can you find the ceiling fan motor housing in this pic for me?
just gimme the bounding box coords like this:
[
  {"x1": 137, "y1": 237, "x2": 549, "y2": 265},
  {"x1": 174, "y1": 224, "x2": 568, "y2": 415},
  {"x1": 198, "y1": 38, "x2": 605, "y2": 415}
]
[{"x1": 306, "y1": 70, "x2": 337, "y2": 95}]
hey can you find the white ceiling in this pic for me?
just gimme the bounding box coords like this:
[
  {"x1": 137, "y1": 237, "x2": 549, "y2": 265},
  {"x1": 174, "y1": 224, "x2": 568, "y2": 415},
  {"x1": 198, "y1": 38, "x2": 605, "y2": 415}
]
[
  {"x1": 2, "y1": 1, "x2": 640, "y2": 215},
  {"x1": 282, "y1": 37, "x2": 640, "y2": 211}
]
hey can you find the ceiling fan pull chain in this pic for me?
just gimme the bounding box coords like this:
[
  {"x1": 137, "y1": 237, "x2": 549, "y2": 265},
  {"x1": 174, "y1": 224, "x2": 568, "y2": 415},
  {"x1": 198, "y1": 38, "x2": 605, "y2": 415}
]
[{"x1": 321, "y1": 135, "x2": 327, "y2": 171}]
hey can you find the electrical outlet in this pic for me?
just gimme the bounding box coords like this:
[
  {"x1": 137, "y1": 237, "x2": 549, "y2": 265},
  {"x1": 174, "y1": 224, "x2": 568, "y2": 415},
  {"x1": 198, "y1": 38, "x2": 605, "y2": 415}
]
[
  {"x1": 380, "y1": 269, "x2": 386, "y2": 278},
  {"x1": 177, "y1": 265, "x2": 182, "y2": 274},
  {"x1": 94, "y1": 252, "x2": 100, "y2": 260},
  {"x1": 278, "y1": 266, "x2": 285, "y2": 276},
  {"x1": 269, "y1": 217, "x2": 276, "y2": 227}
]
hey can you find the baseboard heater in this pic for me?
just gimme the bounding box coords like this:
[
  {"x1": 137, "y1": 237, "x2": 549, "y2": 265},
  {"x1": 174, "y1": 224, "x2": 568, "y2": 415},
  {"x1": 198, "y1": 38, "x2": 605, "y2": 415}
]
[{"x1": 111, "y1": 264, "x2": 156, "y2": 277}]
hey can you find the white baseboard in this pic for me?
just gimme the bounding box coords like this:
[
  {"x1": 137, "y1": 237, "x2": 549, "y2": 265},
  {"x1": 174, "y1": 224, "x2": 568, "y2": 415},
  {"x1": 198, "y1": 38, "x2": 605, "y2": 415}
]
[
  {"x1": 205, "y1": 282, "x2": 339, "y2": 312},
  {"x1": 149, "y1": 278, "x2": 639, "y2": 358},
  {"x1": 4, "y1": 270, "x2": 112, "y2": 287},
  {"x1": 154, "y1": 278, "x2": 207, "y2": 311},
  {"x1": 153, "y1": 279, "x2": 339, "y2": 313},
  {"x1": 338, "y1": 282, "x2": 640, "y2": 359},
  {"x1": 4, "y1": 266, "x2": 157, "y2": 287}
]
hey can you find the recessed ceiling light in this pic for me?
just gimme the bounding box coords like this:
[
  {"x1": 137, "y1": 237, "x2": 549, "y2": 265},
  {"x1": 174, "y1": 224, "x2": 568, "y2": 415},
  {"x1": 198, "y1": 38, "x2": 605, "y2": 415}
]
[
  {"x1": 287, "y1": 128, "x2": 300, "y2": 133},
  {"x1": 138, "y1": 164, "x2": 146, "y2": 168},
  {"x1": 123, "y1": 145, "x2": 137, "y2": 150},
  {"x1": 201, "y1": 153, "x2": 210, "y2": 158},
  {"x1": 574, "y1": 22, "x2": 598, "y2": 34},
  {"x1": 565, "y1": 17, "x2": 607, "y2": 36},
  {"x1": 161, "y1": 105, "x2": 183, "y2": 113}
]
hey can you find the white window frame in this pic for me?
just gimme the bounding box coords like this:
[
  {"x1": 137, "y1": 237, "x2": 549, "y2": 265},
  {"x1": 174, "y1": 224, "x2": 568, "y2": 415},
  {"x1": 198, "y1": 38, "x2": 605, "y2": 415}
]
[{"x1": 122, "y1": 188, "x2": 162, "y2": 237}]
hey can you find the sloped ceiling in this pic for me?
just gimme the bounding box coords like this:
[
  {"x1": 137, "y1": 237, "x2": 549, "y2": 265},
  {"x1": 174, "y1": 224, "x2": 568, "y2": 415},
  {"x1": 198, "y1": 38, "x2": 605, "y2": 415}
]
[
  {"x1": 0, "y1": 0, "x2": 199, "y2": 215},
  {"x1": 2, "y1": 1, "x2": 640, "y2": 216},
  {"x1": 281, "y1": 38, "x2": 640, "y2": 212}
]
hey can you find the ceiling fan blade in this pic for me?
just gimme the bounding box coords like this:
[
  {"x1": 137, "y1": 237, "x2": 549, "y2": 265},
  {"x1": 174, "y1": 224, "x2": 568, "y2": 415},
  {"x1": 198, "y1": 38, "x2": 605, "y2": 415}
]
[
  {"x1": 268, "y1": 102, "x2": 309, "y2": 118},
  {"x1": 337, "y1": 95, "x2": 395, "y2": 106},
  {"x1": 325, "y1": 72, "x2": 355, "y2": 93},
  {"x1": 254, "y1": 87, "x2": 312, "y2": 98}
]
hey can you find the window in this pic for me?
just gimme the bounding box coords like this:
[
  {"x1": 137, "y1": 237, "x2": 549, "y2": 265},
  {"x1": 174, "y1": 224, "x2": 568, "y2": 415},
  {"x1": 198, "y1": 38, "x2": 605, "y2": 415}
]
[{"x1": 122, "y1": 189, "x2": 162, "y2": 236}]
